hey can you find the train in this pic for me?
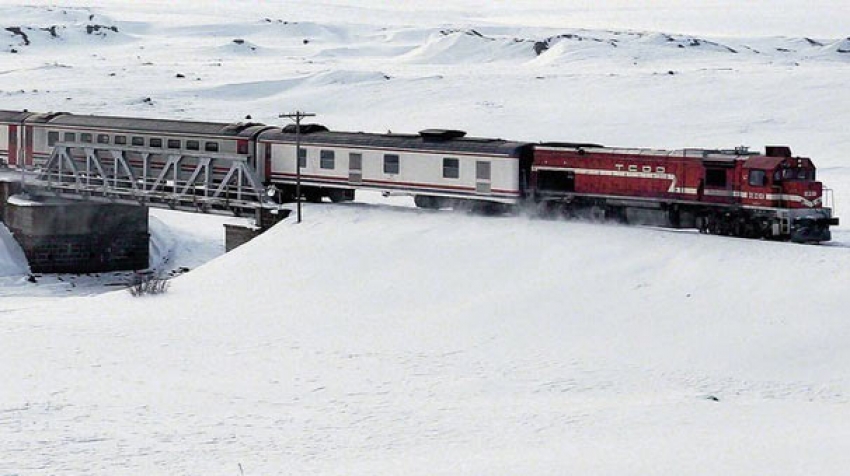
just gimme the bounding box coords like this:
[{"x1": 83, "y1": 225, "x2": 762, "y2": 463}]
[{"x1": 0, "y1": 109, "x2": 839, "y2": 242}]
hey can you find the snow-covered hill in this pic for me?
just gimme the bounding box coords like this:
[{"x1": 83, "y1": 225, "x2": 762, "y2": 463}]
[
  {"x1": 3, "y1": 203, "x2": 850, "y2": 474},
  {"x1": 2, "y1": 1, "x2": 850, "y2": 474}
]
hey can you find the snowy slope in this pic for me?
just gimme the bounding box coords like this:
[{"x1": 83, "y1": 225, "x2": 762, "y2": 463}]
[
  {"x1": 2, "y1": 204, "x2": 850, "y2": 475},
  {"x1": 0, "y1": 222, "x2": 28, "y2": 276},
  {"x1": 2, "y1": 1, "x2": 850, "y2": 474}
]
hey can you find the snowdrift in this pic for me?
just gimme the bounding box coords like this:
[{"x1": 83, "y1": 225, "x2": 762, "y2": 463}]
[
  {"x1": 822, "y1": 37, "x2": 850, "y2": 56},
  {"x1": 0, "y1": 222, "x2": 29, "y2": 277},
  {"x1": 399, "y1": 30, "x2": 535, "y2": 64},
  {"x1": 196, "y1": 70, "x2": 391, "y2": 101}
]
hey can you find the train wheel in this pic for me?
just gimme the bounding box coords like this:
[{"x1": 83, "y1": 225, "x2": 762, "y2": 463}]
[
  {"x1": 414, "y1": 195, "x2": 439, "y2": 209},
  {"x1": 304, "y1": 189, "x2": 323, "y2": 203},
  {"x1": 328, "y1": 189, "x2": 349, "y2": 203},
  {"x1": 471, "y1": 201, "x2": 507, "y2": 216}
]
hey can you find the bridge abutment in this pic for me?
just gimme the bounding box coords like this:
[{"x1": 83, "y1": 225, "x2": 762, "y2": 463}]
[
  {"x1": 224, "y1": 207, "x2": 290, "y2": 252},
  {"x1": 1, "y1": 181, "x2": 149, "y2": 273}
]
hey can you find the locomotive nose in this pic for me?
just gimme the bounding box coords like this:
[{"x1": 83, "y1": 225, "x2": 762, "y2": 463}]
[{"x1": 790, "y1": 214, "x2": 836, "y2": 243}]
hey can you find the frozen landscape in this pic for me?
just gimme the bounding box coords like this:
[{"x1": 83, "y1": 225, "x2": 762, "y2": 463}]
[{"x1": 2, "y1": 1, "x2": 850, "y2": 474}]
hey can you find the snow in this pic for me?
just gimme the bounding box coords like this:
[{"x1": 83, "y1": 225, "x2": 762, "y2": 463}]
[
  {"x1": 0, "y1": 222, "x2": 28, "y2": 277},
  {"x1": 1, "y1": 1, "x2": 850, "y2": 474},
  {"x1": 3, "y1": 205, "x2": 850, "y2": 474}
]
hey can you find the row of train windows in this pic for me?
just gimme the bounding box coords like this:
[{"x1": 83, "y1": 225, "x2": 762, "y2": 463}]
[
  {"x1": 299, "y1": 149, "x2": 461, "y2": 178},
  {"x1": 47, "y1": 131, "x2": 221, "y2": 152}
]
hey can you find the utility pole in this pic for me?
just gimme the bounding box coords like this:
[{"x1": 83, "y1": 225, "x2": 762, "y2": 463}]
[{"x1": 279, "y1": 111, "x2": 316, "y2": 224}]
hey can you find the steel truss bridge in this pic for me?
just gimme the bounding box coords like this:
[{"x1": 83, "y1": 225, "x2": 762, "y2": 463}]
[{"x1": 25, "y1": 142, "x2": 275, "y2": 214}]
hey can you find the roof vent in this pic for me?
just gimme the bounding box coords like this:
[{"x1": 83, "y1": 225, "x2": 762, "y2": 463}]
[
  {"x1": 282, "y1": 123, "x2": 328, "y2": 134},
  {"x1": 538, "y1": 142, "x2": 604, "y2": 149},
  {"x1": 222, "y1": 122, "x2": 266, "y2": 134},
  {"x1": 419, "y1": 129, "x2": 467, "y2": 141},
  {"x1": 29, "y1": 111, "x2": 70, "y2": 123}
]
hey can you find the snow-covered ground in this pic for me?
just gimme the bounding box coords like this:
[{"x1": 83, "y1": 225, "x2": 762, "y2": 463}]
[{"x1": 2, "y1": 1, "x2": 850, "y2": 474}]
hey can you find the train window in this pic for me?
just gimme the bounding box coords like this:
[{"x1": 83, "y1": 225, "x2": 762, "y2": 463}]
[
  {"x1": 748, "y1": 169, "x2": 767, "y2": 187},
  {"x1": 80, "y1": 133, "x2": 93, "y2": 143},
  {"x1": 349, "y1": 153, "x2": 362, "y2": 171},
  {"x1": 97, "y1": 134, "x2": 110, "y2": 144},
  {"x1": 187, "y1": 140, "x2": 200, "y2": 151},
  {"x1": 320, "y1": 150, "x2": 335, "y2": 169},
  {"x1": 298, "y1": 148, "x2": 307, "y2": 168},
  {"x1": 384, "y1": 154, "x2": 400, "y2": 174},
  {"x1": 778, "y1": 168, "x2": 810, "y2": 181},
  {"x1": 132, "y1": 136, "x2": 145, "y2": 146},
  {"x1": 705, "y1": 168, "x2": 727, "y2": 187},
  {"x1": 237, "y1": 141, "x2": 248, "y2": 154},
  {"x1": 48, "y1": 131, "x2": 59, "y2": 146},
  {"x1": 149, "y1": 138, "x2": 163, "y2": 148},
  {"x1": 63, "y1": 132, "x2": 76, "y2": 142},
  {"x1": 168, "y1": 139, "x2": 181, "y2": 149},
  {"x1": 205, "y1": 141, "x2": 219, "y2": 152},
  {"x1": 115, "y1": 135, "x2": 127, "y2": 145},
  {"x1": 443, "y1": 158, "x2": 460, "y2": 179}
]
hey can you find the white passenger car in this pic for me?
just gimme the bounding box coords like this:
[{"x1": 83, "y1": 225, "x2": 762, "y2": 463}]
[{"x1": 258, "y1": 127, "x2": 533, "y2": 208}]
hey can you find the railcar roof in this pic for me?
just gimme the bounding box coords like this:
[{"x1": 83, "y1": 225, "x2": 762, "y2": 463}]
[
  {"x1": 542, "y1": 143, "x2": 754, "y2": 161},
  {"x1": 0, "y1": 110, "x2": 34, "y2": 123},
  {"x1": 31, "y1": 113, "x2": 256, "y2": 136},
  {"x1": 260, "y1": 129, "x2": 530, "y2": 156}
]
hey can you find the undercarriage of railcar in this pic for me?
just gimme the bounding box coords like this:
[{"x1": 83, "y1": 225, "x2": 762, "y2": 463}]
[{"x1": 533, "y1": 192, "x2": 837, "y2": 243}]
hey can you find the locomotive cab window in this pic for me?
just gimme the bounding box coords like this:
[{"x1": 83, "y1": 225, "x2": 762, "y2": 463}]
[
  {"x1": 748, "y1": 169, "x2": 768, "y2": 187},
  {"x1": 48, "y1": 131, "x2": 59, "y2": 146},
  {"x1": 132, "y1": 136, "x2": 145, "y2": 146},
  {"x1": 205, "y1": 142, "x2": 219, "y2": 152},
  {"x1": 776, "y1": 167, "x2": 811, "y2": 181},
  {"x1": 320, "y1": 150, "x2": 335, "y2": 169},
  {"x1": 384, "y1": 154, "x2": 400, "y2": 174},
  {"x1": 187, "y1": 140, "x2": 200, "y2": 151},
  {"x1": 443, "y1": 158, "x2": 460, "y2": 179}
]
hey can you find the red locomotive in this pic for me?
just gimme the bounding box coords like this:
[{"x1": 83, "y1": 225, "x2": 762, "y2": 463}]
[{"x1": 532, "y1": 143, "x2": 838, "y2": 242}]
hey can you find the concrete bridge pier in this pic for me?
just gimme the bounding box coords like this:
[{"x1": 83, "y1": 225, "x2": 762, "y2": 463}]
[{"x1": 1, "y1": 180, "x2": 149, "y2": 273}]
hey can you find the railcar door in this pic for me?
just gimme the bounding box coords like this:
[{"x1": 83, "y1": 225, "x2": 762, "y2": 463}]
[
  {"x1": 263, "y1": 143, "x2": 272, "y2": 182},
  {"x1": 8, "y1": 125, "x2": 18, "y2": 166},
  {"x1": 349, "y1": 152, "x2": 362, "y2": 184},
  {"x1": 24, "y1": 125, "x2": 33, "y2": 167},
  {"x1": 476, "y1": 160, "x2": 491, "y2": 194}
]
